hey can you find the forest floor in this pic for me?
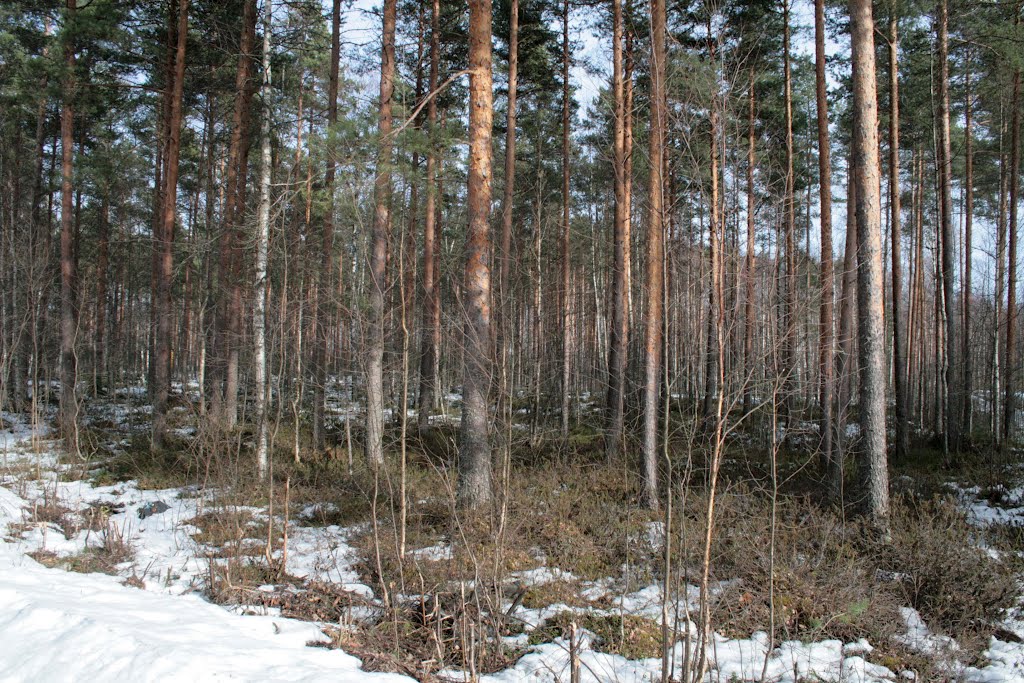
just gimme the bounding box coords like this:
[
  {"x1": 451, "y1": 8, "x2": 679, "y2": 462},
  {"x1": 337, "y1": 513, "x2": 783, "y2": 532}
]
[{"x1": 2, "y1": 387, "x2": 1024, "y2": 681}]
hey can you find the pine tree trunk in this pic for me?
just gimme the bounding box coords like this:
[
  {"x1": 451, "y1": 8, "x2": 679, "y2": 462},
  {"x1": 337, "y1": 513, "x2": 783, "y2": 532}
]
[
  {"x1": 850, "y1": 0, "x2": 890, "y2": 530},
  {"x1": 642, "y1": 0, "x2": 666, "y2": 511},
  {"x1": 889, "y1": 8, "x2": 909, "y2": 461},
  {"x1": 152, "y1": 0, "x2": 189, "y2": 450},
  {"x1": 782, "y1": 0, "x2": 797, "y2": 422},
  {"x1": 312, "y1": 0, "x2": 341, "y2": 450},
  {"x1": 743, "y1": 70, "x2": 756, "y2": 419},
  {"x1": 58, "y1": 0, "x2": 78, "y2": 443},
  {"x1": 417, "y1": 0, "x2": 442, "y2": 432},
  {"x1": 213, "y1": 0, "x2": 256, "y2": 428},
  {"x1": 560, "y1": 0, "x2": 572, "y2": 439},
  {"x1": 815, "y1": 0, "x2": 836, "y2": 480},
  {"x1": 605, "y1": 0, "x2": 628, "y2": 459},
  {"x1": 458, "y1": 0, "x2": 495, "y2": 507}
]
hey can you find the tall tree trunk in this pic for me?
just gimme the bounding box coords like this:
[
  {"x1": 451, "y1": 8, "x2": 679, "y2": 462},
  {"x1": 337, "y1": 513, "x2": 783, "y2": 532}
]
[
  {"x1": 936, "y1": 0, "x2": 958, "y2": 453},
  {"x1": 605, "y1": 0, "x2": 628, "y2": 459},
  {"x1": 815, "y1": 0, "x2": 836, "y2": 478},
  {"x1": 152, "y1": 0, "x2": 189, "y2": 450},
  {"x1": 366, "y1": 0, "x2": 396, "y2": 469},
  {"x1": 560, "y1": 0, "x2": 572, "y2": 439},
  {"x1": 1005, "y1": 63, "x2": 1021, "y2": 445},
  {"x1": 743, "y1": 70, "x2": 756, "y2": 418},
  {"x1": 782, "y1": 0, "x2": 797, "y2": 421},
  {"x1": 458, "y1": 0, "x2": 495, "y2": 507},
  {"x1": 850, "y1": 0, "x2": 890, "y2": 530},
  {"x1": 995, "y1": 119, "x2": 1008, "y2": 444},
  {"x1": 253, "y1": 0, "x2": 272, "y2": 477},
  {"x1": 58, "y1": 0, "x2": 78, "y2": 443},
  {"x1": 313, "y1": 0, "x2": 341, "y2": 450},
  {"x1": 962, "y1": 50, "x2": 974, "y2": 437},
  {"x1": 889, "y1": 7, "x2": 909, "y2": 461},
  {"x1": 213, "y1": 0, "x2": 256, "y2": 428},
  {"x1": 417, "y1": 0, "x2": 442, "y2": 432},
  {"x1": 494, "y1": 0, "x2": 517, "y2": 433},
  {"x1": 95, "y1": 190, "x2": 110, "y2": 396},
  {"x1": 642, "y1": 0, "x2": 666, "y2": 511}
]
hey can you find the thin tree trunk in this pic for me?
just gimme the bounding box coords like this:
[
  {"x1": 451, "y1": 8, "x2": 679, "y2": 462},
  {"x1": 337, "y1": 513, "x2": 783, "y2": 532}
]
[
  {"x1": 642, "y1": 0, "x2": 666, "y2": 511},
  {"x1": 417, "y1": 0, "x2": 442, "y2": 432},
  {"x1": 889, "y1": 7, "x2": 909, "y2": 461},
  {"x1": 743, "y1": 70, "x2": 757, "y2": 418},
  {"x1": 95, "y1": 191, "x2": 109, "y2": 396},
  {"x1": 152, "y1": 0, "x2": 189, "y2": 450},
  {"x1": 605, "y1": 0, "x2": 628, "y2": 459},
  {"x1": 213, "y1": 0, "x2": 256, "y2": 428},
  {"x1": 312, "y1": 0, "x2": 341, "y2": 450},
  {"x1": 963, "y1": 51, "x2": 974, "y2": 436},
  {"x1": 560, "y1": 0, "x2": 572, "y2": 439},
  {"x1": 815, "y1": 0, "x2": 836, "y2": 478},
  {"x1": 494, "y1": 0, "x2": 517, "y2": 435},
  {"x1": 1005, "y1": 61, "x2": 1021, "y2": 445},
  {"x1": 936, "y1": 0, "x2": 958, "y2": 453},
  {"x1": 782, "y1": 0, "x2": 797, "y2": 420},
  {"x1": 458, "y1": 0, "x2": 495, "y2": 507},
  {"x1": 58, "y1": 0, "x2": 78, "y2": 444}
]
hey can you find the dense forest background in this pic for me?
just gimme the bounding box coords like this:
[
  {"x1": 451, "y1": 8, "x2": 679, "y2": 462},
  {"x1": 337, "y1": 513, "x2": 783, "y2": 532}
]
[{"x1": 3, "y1": 0, "x2": 1024, "y2": 677}]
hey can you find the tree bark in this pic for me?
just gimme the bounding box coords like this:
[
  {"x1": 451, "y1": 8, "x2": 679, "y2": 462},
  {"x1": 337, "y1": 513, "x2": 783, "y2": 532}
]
[
  {"x1": 366, "y1": 0, "x2": 397, "y2": 469},
  {"x1": 312, "y1": 0, "x2": 341, "y2": 450},
  {"x1": 605, "y1": 0, "x2": 628, "y2": 459},
  {"x1": 642, "y1": 0, "x2": 666, "y2": 511},
  {"x1": 815, "y1": 0, "x2": 837, "y2": 481},
  {"x1": 417, "y1": 0, "x2": 442, "y2": 432},
  {"x1": 889, "y1": 7, "x2": 909, "y2": 461},
  {"x1": 560, "y1": 0, "x2": 572, "y2": 439},
  {"x1": 782, "y1": 0, "x2": 797, "y2": 421},
  {"x1": 936, "y1": 0, "x2": 959, "y2": 453},
  {"x1": 962, "y1": 50, "x2": 974, "y2": 436},
  {"x1": 253, "y1": 0, "x2": 271, "y2": 477},
  {"x1": 58, "y1": 0, "x2": 78, "y2": 443},
  {"x1": 1005, "y1": 64, "x2": 1021, "y2": 445},
  {"x1": 743, "y1": 70, "x2": 757, "y2": 418},
  {"x1": 152, "y1": 0, "x2": 189, "y2": 450},
  {"x1": 458, "y1": 0, "x2": 495, "y2": 507},
  {"x1": 850, "y1": 0, "x2": 890, "y2": 530}
]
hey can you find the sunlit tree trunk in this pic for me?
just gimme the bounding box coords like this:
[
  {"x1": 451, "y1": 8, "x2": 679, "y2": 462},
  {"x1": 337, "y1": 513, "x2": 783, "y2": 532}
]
[
  {"x1": 642, "y1": 0, "x2": 666, "y2": 511},
  {"x1": 935, "y1": 0, "x2": 959, "y2": 453},
  {"x1": 458, "y1": 0, "x2": 495, "y2": 507},
  {"x1": 605, "y1": 0, "x2": 628, "y2": 459},
  {"x1": 366, "y1": 0, "x2": 397, "y2": 469},
  {"x1": 850, "y1": 0, "x2": 890, "y2": 530}
]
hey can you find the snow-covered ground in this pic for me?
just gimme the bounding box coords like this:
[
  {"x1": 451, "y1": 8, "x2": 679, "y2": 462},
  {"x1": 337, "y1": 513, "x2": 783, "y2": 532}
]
[{"x1": 3, "y1": 412, "x2": 1024, "y2": 682}]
